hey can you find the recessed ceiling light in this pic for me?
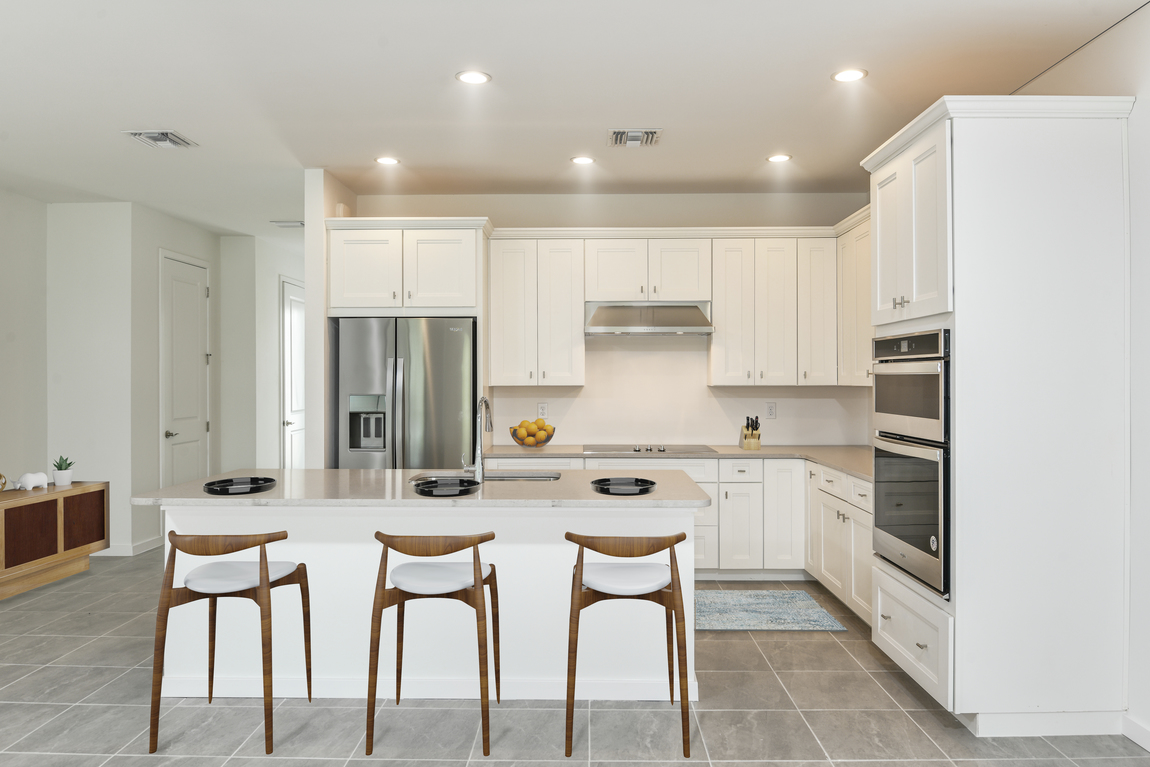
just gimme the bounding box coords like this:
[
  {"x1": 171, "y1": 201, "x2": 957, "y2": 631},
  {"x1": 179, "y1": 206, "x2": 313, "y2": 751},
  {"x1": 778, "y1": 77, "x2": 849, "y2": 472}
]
[
  {"x1": 767, "y1": 154, "x2": 792, "y2": 163},
  {"x1": 833, "y1": 69, "x2": 868, "y2": 82},
  {"x1": 456, "y1": 71, "x2": 491, "y2": 84},
  {"x1": 375, "y1": 157, "x2": 399, "y2": 165},
  {"x1": 571, "y1": 156, "x2": 595, "y2": 165}
]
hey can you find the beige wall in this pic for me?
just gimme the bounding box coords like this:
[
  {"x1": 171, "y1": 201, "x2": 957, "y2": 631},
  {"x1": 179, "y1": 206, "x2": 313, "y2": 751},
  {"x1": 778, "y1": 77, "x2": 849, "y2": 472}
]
[
  {"x1": 0, "y1": 189, "x2": 48, "y2": 485},
  {"x1": 220, "y1": 236, "x2": 258, "y2": 470},
  {"x1": 254, "y1": 239, "x2": 304, "y2": 468},
  {"x1": 1016, "y1": 5, "x2": 1149, "y2": 744},
  {"x1": 356, "y1": 192, "x2": 868, "y2": 228}
]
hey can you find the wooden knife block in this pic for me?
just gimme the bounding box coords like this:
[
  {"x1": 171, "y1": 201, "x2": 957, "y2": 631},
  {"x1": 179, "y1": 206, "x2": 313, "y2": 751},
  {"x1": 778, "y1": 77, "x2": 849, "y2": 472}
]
[{"x1": 740, "y1": 426, "x2": 761, "y2": 450}]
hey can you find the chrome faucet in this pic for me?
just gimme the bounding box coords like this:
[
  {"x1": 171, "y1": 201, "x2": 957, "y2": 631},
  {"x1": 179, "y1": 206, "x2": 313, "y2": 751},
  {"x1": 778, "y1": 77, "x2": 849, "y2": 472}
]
[{"x1": 463, "y1": 396, "x2": 494, "y2": 481}]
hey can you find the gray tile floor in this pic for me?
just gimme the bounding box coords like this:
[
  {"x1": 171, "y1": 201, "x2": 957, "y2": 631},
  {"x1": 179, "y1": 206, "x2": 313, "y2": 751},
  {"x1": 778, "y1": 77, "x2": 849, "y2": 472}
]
[{"x1": 0, "y1": 550, "x2": 1146, "y2": 766}]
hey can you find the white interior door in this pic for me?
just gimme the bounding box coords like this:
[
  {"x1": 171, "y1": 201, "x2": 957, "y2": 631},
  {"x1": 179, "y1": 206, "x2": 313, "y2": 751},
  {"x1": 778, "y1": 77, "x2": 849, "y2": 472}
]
[
  {"x1": 161, "y1": 254, "x2": 209, "y2": 487},
  {"x1": 282, "y1": 281, "x2": 306, "y2": 470}
]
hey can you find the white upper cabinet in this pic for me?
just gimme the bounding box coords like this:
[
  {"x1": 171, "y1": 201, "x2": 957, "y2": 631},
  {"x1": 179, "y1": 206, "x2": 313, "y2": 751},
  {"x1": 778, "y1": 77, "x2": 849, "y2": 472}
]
[
  {"x1": 537, "y1": 240, "x2": 585, "y2": 386},
  {"x1": 648, "y1": 239, "x2": 712, "y2": 301},
  {"x1": 709, "y1": 239, "x2": 756, "y2": 385},
  {"x1": 489, "y1": 240, "x2": 539, "y2": 386},
  {"x1": 797, "y1": 238, "x2": 838, "y2": 386},
  {"x1": 489, "y1": 239, "x2": 584, "y2": 387},
  {"x1": 585, "y1": 240, "x2": 647, "y2": 301},
  {"x1": 869, "y1": 118, "x2": 952, "y2": 325},
  {"x1": 329, "y1": 229, "x2": 403, "y2": 308},
  {"x1": 754, "y1": 238, "x2": 798, "y2": 385},
  {"x1": 838, "y1": 219, "x2": 873, "y2": 386},
  {"x1": 403, "y1": 229, "x2": 478, "y2": 307}
]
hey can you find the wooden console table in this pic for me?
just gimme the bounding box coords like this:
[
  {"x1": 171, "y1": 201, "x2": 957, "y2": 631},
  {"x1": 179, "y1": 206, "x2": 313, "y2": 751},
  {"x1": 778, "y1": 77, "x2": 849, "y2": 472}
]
[{"x1": 0, "y1": 481, "x2": 109, "y2": 599}]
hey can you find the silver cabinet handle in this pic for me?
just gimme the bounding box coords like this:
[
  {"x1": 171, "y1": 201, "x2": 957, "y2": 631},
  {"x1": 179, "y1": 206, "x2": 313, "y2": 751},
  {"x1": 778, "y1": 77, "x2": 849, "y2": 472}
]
[
  {"x1": 803, "y1": 371, "x2": 808, "y2": 379},
  {"x1": 408, "y1": 290, "x2": 412, "y2": 299},
  {"x1": 283, "y1": 420, "x2": 295, "y2": 426},
  {"x1": 747, "y1": 371, "x2": 751, "y2": 379},
  {"x1": 892, "y1": 297, "x2": 898, "y2": 310},
  {"x1": 760, "y1": 371, "x2": 763, "y2": 379},
  {"x1": 880, "y1": 614, "x2": 891, "y2": 621},
  {"x1": 542, "y1": 371, "x2": 546, "y2": 379},
  {"x1": 916, "y1": 642, "x2": 928, "y2": 650},
  {"x1": 393, "y1": 291, "x2": 397, "y2": 299},
  {"x1": 835, "y1": 510, "x2": 842, "y2": 520},
  {"x1": 824, "y1": 478, "x2": 833, "y2": 484},
  {"x1": 165, "y1": 430, "x2": 179, "y2": 438},
  {"x1": 529, "y1": 371, "x2": 533, "y2": 379},
  {"x1": 842, "y1": 514, "x2": 850, "y2": 521},
  {"x1": 653, "y1": 285, "x2": 657, "y2": 294},
  {"x1": 737, "y1": 468, "x2": 746, "y2": 474},
  {"x1": 725, "y1": 491, "x2": 728, "y2": 500},
  {"x1": 866, "y1": 370, "x2": 872, "y2": 378},
  {"x1": 640, "y1": 285, "x2": 644, "y2": 294},
  {"x1": 858, "y1": 492, "x2": 868, "y2": 498}
]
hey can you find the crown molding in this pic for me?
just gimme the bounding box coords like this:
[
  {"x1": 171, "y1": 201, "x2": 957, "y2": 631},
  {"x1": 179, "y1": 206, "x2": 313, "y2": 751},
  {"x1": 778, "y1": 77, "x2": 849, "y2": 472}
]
[
  {"x1": 326, "y1": 217, "x2": 493, "y2": 236},
  {"x1": 833, "y1": 205, "x2": 870, "y2": 236},
  {"x1": 489, "y1": 226, "x2": 838, "y2": 240},
  {"x1": 861, "y1": 95, "x2": 1135, "y2": 172}
]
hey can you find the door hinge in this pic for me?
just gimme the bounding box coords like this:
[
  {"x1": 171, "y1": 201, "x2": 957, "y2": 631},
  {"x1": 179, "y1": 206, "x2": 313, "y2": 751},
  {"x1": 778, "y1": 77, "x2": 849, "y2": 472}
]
[
  {"x1": 206, "y1": 286, "x2": 210, "y2": 298},
  {"x1": 206, "y1": 421, "x2": 210, "y2": 433},
  {"x1": 206, "y1": 353, "x2": 212, "y2": 365}
]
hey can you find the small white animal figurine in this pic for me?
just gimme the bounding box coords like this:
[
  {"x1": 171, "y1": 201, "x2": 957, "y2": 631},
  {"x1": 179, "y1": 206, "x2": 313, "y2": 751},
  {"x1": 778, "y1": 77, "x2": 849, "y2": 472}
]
[{"x1": 14, "y1": 472, "x2": 48, "y2": 490}]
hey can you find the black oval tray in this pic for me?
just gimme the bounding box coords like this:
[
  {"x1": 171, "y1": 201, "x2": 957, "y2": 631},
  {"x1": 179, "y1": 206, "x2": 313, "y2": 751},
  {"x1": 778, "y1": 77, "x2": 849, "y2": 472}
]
[
  {"x1": 591, "y1": 477, "x2": 657, "y2": 496},
  {"x1": 413, "y1": 478, "x2": 482, "y2": 497},
  {"x1": 203, "y1": 477, "x2": 277, "y2": 495}
]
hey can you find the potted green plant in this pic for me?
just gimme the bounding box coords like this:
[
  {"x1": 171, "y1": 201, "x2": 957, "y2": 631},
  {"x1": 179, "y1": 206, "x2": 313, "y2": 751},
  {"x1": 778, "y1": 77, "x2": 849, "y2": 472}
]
[{"x1": 52, "y1": 456, "x2": 74, "y2": 487}]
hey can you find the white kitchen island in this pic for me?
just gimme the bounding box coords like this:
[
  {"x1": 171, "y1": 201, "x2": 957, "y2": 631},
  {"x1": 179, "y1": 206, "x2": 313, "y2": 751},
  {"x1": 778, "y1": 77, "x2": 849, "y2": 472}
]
[{"x1": 131, "y1": 469, "x2": 706, "y2": 702}]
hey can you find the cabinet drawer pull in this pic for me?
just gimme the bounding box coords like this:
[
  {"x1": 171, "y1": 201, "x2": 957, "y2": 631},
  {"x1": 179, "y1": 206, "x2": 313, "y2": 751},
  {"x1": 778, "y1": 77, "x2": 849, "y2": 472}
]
[
  {"x1": 809, "y1": 471, "x2": 815, "y2": 478},
  {"x1": 737, "y1": 468, "x2": 746, "y2": 474},
  {"x1": 915, "y1": 642, "x2": 928, "y2": 650},
  {"x1": 842, "y1": 514, "x2": 849, "y2": 521},
  {"x1": 824, "y1": 478, "x2": 833, "y2": 484},
  {"x1": 725, "y1": 490, "x2": 728, "y2": 500},
  {"x1": 857, "y1": 492, "x2": 868, "y2": 498},
  {"x1": 835, "y1": 510, "x2": 842, "y2": 520},
  {"x1": 880, "y1": 614, "x2": 891, "y2": 621}
]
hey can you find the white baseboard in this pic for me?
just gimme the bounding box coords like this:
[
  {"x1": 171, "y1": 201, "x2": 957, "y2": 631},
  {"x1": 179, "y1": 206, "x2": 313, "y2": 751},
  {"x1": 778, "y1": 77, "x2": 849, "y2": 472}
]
[
  {"x1": 967, "y1": 710, "x2": 1124, "y2": 736},
  {"x1": 698, "y1": 569, "x2": 810, "y2": 582},
  {"x1": 160, "y1": 675, "x2": 700, "y2": 701},
  {"x1": 1123, "y1": 713, "x2": 1150, "y2": 750},
  {"x1": 93, "y1": 537, "x2": 162, "y2": 558}
]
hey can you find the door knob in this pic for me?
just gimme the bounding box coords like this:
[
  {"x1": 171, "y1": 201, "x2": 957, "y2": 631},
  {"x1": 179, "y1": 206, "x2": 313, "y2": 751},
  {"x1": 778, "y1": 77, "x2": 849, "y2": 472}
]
[
  {"x1": 164, "y1": 430, "x2": 179, "y2": 438},
  {"x1": 283, "y1": 420, "x2": 295, "y2": 426}
]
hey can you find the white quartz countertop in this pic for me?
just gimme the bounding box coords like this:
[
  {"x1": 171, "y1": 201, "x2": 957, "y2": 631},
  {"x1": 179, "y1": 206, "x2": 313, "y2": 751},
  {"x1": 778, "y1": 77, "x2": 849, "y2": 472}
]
[
  {"x1": 487, "y1": 444, "x2": 874, "y2": 481},
  {"x1": 131, "y1": 469, "x2": 710, "y2": 509}
]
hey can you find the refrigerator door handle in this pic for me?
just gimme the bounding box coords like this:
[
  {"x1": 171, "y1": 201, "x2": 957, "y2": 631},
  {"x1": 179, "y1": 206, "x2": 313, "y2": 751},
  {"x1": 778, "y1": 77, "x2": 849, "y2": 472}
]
[
  {"x1": 394, "y1": 357, "x2": 405, "y2": 469},
  {"x1": 384, "y1": 357, "x2": 395, "y2": 467}
]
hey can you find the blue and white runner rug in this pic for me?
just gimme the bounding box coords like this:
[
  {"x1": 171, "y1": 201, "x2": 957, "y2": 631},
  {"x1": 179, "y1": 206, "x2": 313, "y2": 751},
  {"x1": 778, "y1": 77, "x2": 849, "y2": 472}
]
[{"x1": 695, "y1": 590, "x2": 847, "y2": 631}]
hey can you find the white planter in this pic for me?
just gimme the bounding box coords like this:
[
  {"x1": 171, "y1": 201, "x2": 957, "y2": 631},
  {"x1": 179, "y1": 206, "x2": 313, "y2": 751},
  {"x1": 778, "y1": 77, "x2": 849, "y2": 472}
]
[{"x1": 53, "y1": 470, "x2": 73, "y2": 486}]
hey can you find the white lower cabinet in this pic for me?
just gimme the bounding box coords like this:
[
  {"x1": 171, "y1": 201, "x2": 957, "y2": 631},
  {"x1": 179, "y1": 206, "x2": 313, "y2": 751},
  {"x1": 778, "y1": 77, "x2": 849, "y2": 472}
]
[
  {"x1": 718, "y1": 481, "x2": 764, "y2": 569},
  {"x1": 872, "y1": 568, "x2": 954, "y2": 709},
  {"x1": 582, "y1": 458, "x2": 718, "y2": 483},
  {"x1": 807, "y1": 470, "x2": 875, "y2": 624},
  {"x1": 695, "y1": 483, "x2": 720, "y2": 569},
  {"x1": 763, "y1": 459, "x2": 806, "y2": 569}
]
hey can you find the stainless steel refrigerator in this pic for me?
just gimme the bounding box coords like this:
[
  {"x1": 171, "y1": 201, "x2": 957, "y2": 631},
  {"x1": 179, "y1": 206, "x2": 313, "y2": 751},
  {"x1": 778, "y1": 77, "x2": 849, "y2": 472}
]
[{"x1": 336, "y1": 317, "x2": 475, "y2": 470}]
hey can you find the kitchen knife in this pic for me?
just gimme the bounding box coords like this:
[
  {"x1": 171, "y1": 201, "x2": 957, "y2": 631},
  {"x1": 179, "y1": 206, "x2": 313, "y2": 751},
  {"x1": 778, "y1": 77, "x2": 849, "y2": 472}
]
[{"x1": 753, "y1": 416, "x2": 760, "y2": 432}]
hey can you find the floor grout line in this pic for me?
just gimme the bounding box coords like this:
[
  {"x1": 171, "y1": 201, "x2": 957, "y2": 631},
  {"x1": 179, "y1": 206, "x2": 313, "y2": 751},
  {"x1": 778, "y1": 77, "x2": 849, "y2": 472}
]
[{"x1": 748, "y1": 625, "x2": 834, "y2": 763}]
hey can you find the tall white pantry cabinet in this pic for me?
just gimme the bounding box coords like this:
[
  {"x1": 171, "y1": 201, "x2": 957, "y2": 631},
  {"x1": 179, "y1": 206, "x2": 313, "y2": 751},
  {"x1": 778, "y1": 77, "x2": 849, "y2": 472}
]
[{"x1": 862, "y1": 96, "x2": 1132, "y2": 736}]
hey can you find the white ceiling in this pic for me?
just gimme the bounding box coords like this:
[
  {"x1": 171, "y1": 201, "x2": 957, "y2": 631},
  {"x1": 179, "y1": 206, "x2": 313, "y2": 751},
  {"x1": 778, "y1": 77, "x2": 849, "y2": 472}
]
[{"x1": 0, "y1": 0, "x2": 1141, "y2": 243}]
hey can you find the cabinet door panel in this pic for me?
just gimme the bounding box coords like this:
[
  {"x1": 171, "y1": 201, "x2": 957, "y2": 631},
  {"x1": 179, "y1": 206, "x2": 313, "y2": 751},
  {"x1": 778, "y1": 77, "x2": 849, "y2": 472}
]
[
  {"x1": 718, "y1": 482, "x2": 764, "y2": 569},
  {"x1": 329, "y1": 230, "x2": 403, "y2": 308},
  {"x1": 798, "y1": 238, "x2": 838, "y2": 386},
  {"x1": 871, "y1": 169, "x2": 902, "y2": 326},
  {"x1": 489, "y1": 240, "x2": 538, "y2": 386},
  {"x1": 709, "y1": 239, "x2": 756, "y2": 386},
  {"x1": 815, "y1": 491, "x2": 847, "y2": 600},
  {"x1": 403, "y1": 229, "x2": 477, "y2": 307},
  {"x1": 753, "y1": 238, "x2": 798, "y2": 385},
  {"x1": 805, "y1": 463, "x2": 821, "y2": 574},
  {"x1": 838, "y1": 221, "x2": 873, "y2": 386},
  {"x1": 538, "y1": 240, "x2": 585, "y2": 386},
  {"x1": 649, "y1": 239, "x2": 712, "y2": 300},
  {"x1": 585, "y1": 240, "x2": 647, "y2": 301},
  {"x1": 764, "y1": 459, "x2": 805, "y2": 569},
  {"x1": 847, "y1": 509, "x2": 874, "y2": 623},
  {"x1": 906, "y1": 119, "x2": 952, "y2": 319},
  {"x1": 696, "y1": 525, "x2": 719, "y2": 569}
]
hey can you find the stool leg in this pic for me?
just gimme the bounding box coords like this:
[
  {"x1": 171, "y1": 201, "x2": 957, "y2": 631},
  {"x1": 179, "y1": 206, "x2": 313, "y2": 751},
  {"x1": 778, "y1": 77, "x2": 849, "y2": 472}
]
[
  {"x1": 298, "y1": 564, "x2": 313, "y2": 702},
  {"x1": 207, "y1": 597, "x2": 217, "y2": 704},
  {"x1": 258, "y1": 589, "x2": 274, "y2": 754},
  {"x1": 365, "y1": 585, "x2": 388, "y2": 756},
  {"x1": 148, "y1": 588, "x2": 174, "y2": 753},
  {"x1": 672, "y1": 586, "x2": 690, "y2": 758},
  {"x1": 564, "y1": 594, "x2": 581, "y2": 757},
  {"x1": 488, "y1": 566, "x2": 501, "y2": 704},
  {"x1": 475, "y1": 592, "x2": 491, "y2": 756},
  {"x1": 665, "y1": 607, "x2": 675, "y2": 705},
  {"x1": 395, "y1": 599, "x2": 405, "y2": 705}
]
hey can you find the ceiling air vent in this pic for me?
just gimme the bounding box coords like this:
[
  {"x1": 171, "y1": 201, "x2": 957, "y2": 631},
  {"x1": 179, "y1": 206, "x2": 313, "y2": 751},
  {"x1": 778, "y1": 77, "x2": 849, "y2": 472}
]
[
  {"x1": 124, "y1": 130, "x2": 199, "y2": 149},
  {"x1": 607, "y1": 129, "x2": 662, "y2": 148}
]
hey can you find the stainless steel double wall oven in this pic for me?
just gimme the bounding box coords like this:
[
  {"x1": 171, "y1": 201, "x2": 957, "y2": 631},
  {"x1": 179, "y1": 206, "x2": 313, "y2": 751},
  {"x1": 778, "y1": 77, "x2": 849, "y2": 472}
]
[{"x1": 871, "y1": 329, "x2": 950, "y2": 596}]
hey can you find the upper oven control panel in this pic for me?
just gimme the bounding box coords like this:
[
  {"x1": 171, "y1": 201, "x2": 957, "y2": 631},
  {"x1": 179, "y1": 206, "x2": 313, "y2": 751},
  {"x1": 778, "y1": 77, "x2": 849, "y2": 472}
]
[{"x1": 873, "y1": 329, "x2": 949, "y2": 362}]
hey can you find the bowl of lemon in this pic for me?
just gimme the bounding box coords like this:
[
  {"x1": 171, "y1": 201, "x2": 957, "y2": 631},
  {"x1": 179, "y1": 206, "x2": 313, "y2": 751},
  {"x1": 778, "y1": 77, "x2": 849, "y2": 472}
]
[{"x1": 511, "y1": 418, "x2": 555, "y2": 447}]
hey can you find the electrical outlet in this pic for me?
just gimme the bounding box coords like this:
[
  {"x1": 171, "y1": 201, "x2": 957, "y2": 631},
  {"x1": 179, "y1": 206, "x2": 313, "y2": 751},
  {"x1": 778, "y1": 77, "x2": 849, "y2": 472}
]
[
  {"x1": 765, "y1": 402, "x2": 777, "y2": 419},
  {"x1": 538, "y1": 403, "x2": 548, "y2": 419}
]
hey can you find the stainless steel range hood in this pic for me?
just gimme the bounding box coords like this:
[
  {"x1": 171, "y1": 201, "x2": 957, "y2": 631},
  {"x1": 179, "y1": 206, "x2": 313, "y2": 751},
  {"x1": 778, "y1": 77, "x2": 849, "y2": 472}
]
[{"x1": 585, "y1": 303, "x2": 714, "y2": 336}]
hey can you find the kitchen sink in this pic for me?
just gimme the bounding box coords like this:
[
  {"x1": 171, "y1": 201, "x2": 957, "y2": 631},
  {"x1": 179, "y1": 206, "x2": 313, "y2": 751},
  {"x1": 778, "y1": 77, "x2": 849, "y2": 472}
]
[{"x1": 408, "y1": 471, "x2": 560, "y2": 483}]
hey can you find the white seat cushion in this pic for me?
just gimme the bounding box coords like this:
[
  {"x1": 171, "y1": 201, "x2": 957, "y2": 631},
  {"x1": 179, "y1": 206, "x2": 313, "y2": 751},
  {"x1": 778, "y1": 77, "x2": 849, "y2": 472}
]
[
  {"x1": 390, "y1": 562, "x2": 491, "y2": 595},
  {"x1": 183, "y1": 561, "x2": 298, "y2": 594},
  {"x1": 582, "y1": 563, "x2": 671, "y2": 596}
]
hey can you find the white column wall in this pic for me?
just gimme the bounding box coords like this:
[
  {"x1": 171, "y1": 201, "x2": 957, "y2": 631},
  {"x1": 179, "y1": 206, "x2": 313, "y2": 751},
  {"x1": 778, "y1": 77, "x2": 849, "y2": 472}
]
[
  {"x1": 220, "y1": 236, "x2": 258, "y2": 471},
  {"x1": 254, "y1": 238, "x2": 304, "y2": 469}
]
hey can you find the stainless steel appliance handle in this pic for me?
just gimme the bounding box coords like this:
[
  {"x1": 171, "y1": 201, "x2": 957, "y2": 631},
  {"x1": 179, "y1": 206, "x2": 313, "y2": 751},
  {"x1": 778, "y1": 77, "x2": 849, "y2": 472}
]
[
  {"x1": 873, "y1": 434, "x2": 944, "y2": 463},
  {"x1": 395, "y1": 358, "x2": 405, "y2": 469},
  {"x1": 871, "y1": 360, "x2": 942, "y2": 375}
]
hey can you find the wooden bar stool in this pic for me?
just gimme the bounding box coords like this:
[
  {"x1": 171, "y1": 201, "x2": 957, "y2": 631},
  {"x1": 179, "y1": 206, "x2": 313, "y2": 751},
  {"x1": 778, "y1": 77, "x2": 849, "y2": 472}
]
[
  {"x1": 365, "y1": 531, "x2": 501, "y2": 756},
  {"x1": 564, "y1": 532, "x2": 689, "y2": 758},
  {"x1": 149, "y1": 530, "x2": 312, "y2": 755}
]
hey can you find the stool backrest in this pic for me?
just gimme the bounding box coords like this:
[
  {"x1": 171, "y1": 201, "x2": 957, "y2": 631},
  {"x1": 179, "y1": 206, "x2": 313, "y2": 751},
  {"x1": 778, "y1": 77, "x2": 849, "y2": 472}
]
[
  {"x1": 374, "y1": 531, "x2": 494, "y2": 557},
  {"x1": 169, "y1": 530, "x2": 288, "y2": 556},
  {"x1": 564, "y1": 532, "x2": 686, "y2": 558}
]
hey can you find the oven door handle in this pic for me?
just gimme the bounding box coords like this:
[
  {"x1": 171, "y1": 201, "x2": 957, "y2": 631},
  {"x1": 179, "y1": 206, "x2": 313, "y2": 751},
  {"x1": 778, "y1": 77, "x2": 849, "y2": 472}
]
[
  {"x1": 870, "y1": 361, "x2": 943, "y2": 375},
  {"x1": 873, "y1": 435, "x2": 944, "y2": 462}
]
